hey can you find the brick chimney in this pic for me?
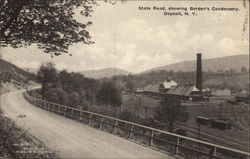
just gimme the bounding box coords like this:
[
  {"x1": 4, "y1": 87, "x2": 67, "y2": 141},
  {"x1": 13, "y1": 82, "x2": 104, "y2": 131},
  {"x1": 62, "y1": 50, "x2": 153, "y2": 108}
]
[{"x1": 196, "y1": 53, "x2": 202, "y2": 91}]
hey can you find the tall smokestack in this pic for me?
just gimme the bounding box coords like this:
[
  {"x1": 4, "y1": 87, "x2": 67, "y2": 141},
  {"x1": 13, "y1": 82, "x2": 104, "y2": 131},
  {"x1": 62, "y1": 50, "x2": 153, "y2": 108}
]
[{"x1": 196, "y1": 53, "x2": 202, "y2": 91}]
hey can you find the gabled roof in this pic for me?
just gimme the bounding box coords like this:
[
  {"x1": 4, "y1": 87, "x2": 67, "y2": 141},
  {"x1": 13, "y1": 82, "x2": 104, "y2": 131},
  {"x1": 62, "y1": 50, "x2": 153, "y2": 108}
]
[
  {"x1": 143, "y1": 84, "x2": 159, "y2": 93},
  {"x1": 167, "y1": 85, "x2": 200, "y2": 96}
]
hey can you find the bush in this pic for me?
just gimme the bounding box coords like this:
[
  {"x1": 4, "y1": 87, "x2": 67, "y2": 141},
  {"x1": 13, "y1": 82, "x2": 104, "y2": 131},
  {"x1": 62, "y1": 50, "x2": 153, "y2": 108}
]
[
  {"x1": 67, "y1": 92, "x2": 80, "y2": 108},
  {"x1": 118, "y1": 110, "x2": 139, "y2": 123},
  {"x1": 97, "y1": 81, "x2": 122, "y2": 107},
  {"x1": 45, "y1": 88, "x2": 68, "y2": 105}
]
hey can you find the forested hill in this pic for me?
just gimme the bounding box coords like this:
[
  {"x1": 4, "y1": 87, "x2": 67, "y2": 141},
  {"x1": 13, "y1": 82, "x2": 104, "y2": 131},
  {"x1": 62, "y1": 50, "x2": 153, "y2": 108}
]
[
  {"x1": 0, "y1": 58, "x2": 35, "y2": 83},
  {"x1": 143, "y1": 54, "x2": 249, "y2": 73},
  {"x1": 79, "y1": 67, "x2": 132, "y2": 79}
]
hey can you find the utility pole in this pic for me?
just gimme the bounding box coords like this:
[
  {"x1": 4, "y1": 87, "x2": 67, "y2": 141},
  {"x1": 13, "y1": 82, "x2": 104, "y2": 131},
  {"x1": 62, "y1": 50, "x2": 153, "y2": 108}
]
[
  {"x1": 0, "y1": 48, "x2": 2, "y2": 59},
  {"x1": 220, "y1": 103, "x2": 223, "y2": 120},
  {"x1": 197, "y1": 122, "x2": 201, "y2": 139},
  {"x1": 144, "y1": 106, "x2": 148, "y2": 119},
  {"x1": 26, "y1": 68, "x2": 29, "y2": 92}
]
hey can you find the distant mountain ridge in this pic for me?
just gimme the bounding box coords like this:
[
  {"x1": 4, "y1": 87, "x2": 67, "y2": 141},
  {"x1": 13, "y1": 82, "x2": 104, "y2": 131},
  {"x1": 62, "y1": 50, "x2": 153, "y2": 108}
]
[
  {"x1": 143, "y1": 54, "x2": 249, "y2": 73},
  {"x1": 79, "y1": 67, "x2": 132, "y2": 79}
]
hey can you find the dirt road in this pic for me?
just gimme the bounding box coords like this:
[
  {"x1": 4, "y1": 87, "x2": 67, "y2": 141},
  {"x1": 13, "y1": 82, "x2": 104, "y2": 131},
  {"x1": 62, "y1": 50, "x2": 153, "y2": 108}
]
[{"x1": 1, "y1": 90, "x2": 174, "y2": 159}]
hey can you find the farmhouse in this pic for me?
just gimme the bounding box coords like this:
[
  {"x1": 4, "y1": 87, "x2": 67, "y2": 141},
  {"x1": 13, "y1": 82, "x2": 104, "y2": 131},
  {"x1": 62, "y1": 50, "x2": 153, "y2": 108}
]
[{"x1": 166, "y1": 84, "x2": 203, "y2": 101}]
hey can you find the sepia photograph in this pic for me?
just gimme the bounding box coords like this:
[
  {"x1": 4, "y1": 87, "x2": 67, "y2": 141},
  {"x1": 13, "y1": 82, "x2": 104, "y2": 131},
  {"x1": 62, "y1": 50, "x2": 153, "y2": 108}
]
[{"x1": 0, "y1": 0, "x2": 249, "y2": 158}]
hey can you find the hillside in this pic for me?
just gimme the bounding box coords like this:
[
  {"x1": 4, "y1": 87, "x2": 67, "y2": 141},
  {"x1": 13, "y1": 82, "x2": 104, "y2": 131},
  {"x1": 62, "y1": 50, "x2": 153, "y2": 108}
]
[
  {"x1": 79, "y1": 67, "x2": 132, "y2": 79},
  {"x1": 0, "y1": 58, "x2": 35, "y2": 86},
  {"x1": 143, "y1": 54, "x2": 249, "y2": 73}
]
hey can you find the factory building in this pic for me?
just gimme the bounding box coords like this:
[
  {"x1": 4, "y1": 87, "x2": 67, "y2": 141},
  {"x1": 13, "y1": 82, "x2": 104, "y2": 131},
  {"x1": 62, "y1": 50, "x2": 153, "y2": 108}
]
[
  {"x1": 166, "y1": 84, "x2": 203, "y2": 101},
  {"x1": 142, "y1": 53, "x2": 206, "y2": 101},
  {"x1": 143, "y1": 83, "x2": 162, "y2": 97},
  {"x1": 143, "y1": 78, "x2": 177, "y2": 96},
  {"x1": 159, "y1": 78, "x2": 177, "y2": 93},
  {"x1": 166, "y1": 53, "x2": 204, "y2": 101}
]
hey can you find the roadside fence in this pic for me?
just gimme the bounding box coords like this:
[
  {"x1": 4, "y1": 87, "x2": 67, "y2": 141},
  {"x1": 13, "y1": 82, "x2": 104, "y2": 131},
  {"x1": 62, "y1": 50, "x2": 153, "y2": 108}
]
[{"x1": 23, "y1": 92, "x2": 249, "y2": 159}]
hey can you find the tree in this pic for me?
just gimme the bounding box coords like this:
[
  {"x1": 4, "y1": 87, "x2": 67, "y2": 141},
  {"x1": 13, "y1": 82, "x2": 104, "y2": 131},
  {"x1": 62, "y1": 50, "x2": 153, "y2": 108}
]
[
  {"x1": 97, "y1": 81, "x2": 122, "y2": 107},
  {"x1": 58, "y1": 70, "x2": 73, "y2": 90},
  {"x1": 0, "y1": 0, "x2": 94, "y2": 56},
  {"x1": 229, "y1": 68, "x2": 236, "y2": 74},
  {"x1": 67, "y1": 92, "x2": 80, "y2": 108},
  {"x1": 155, "y1": 96, "x2": 189, "y2": 132},
  {"x1": 125, "y1": 80, "x2": 134, "y2": 92},
  {"x1": 241, "y1": 66, "x2": 247, "y2": 73},
  {"x1": 37, "y1": 62, "x2": 58, "y2": 99},
  {"x1": 45, "y1": 87, "x2": 68, "y2": 105}
]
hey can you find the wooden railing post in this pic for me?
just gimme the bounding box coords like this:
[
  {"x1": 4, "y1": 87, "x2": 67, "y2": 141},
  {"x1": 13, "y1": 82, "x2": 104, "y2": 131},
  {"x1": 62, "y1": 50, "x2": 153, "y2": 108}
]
[
  {"x1": 52, "y1": 104, "x2": 55, "y2": 112},
  {"x1": 88, "y1": 113, "x2": 93, "y2": 125},
  {"x1": 129, "y1": 124, "x2": 134, "y2": 139},
  {"x1": 113, "y1": 120, "x2": 118, "y2": 134},
  {"x1": 150, "y1": 130, "x2": 154, "y2": 146},
  {"x1": 64, "y1": 107, "x2": 67, "y2": 116},
  {"x1": 79, "y1": 111, "x2": 83, "y2": 121},
  {"x1": 175, "y1": 137, "x2": 180, "y2": 155},
  {"x1": 209, "y1": 146, "x2": 217, "y2": 159},
  {"x1": 100, "y1": 116, "x2": 104, "y2": 130},
  {"x1": 71, "y1": 109, "x2": 74, "y2": 118}
]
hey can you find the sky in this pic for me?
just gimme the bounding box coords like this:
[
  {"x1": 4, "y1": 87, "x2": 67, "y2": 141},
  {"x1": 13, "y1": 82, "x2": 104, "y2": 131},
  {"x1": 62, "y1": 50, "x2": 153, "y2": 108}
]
[{"x1": 1, "y1": 0, "x2": 249, "y2": 73}]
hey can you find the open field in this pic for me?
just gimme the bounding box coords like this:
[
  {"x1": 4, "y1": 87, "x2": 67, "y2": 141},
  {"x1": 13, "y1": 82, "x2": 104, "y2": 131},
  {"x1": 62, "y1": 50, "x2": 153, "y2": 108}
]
[
  {"x1": 122, "y1": 94, "x2": 249, "y2": 120},
  {"x1": 121, "y1": 93, "x2": 250, "y2": 151}
]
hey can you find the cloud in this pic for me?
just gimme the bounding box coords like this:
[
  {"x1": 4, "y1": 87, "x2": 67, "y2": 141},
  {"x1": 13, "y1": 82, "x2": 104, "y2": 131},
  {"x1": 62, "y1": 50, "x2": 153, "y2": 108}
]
[
  {"x1": 13, "y1": 60, "x2": 40, "y2": 69},
  {"x1": 217, "y1": 37, "x2": 246, "y2": 56},
  {"x1": 1, "y1": 1, "x2": 248, "y2": 73}
]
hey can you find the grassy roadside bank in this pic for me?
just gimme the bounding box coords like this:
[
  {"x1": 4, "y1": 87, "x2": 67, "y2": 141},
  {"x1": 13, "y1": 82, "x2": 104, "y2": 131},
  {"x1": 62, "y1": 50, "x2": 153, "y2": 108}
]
[{"x1": 0, "y1": 88, "x2": 57, "y2": 159}]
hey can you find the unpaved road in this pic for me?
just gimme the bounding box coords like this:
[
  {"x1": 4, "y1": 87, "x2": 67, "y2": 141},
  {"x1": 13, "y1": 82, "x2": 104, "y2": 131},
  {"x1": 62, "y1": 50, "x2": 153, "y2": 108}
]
[{"x1": 1, "y1": 90, "x2": 174, "y2": 159}]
